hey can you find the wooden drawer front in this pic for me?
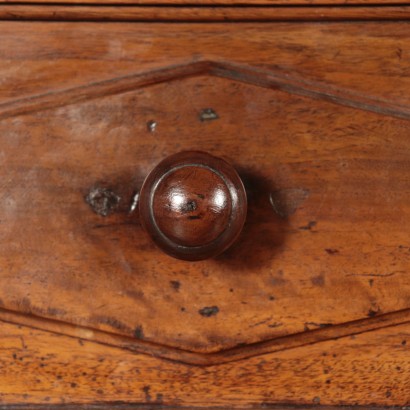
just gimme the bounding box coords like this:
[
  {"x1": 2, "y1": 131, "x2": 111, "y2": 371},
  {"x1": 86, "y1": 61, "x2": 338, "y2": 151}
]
[{"x1": 0, "y1": 21, "x2": 409, "y2": 406}]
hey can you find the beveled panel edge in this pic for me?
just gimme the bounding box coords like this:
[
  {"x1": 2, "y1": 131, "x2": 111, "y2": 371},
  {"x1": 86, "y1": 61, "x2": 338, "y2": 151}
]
[
  {"x1": 0, "y1": 5, "x2": 410, "y2": 22},
  {"x1": 0, "y1": 306, "x2": 409, "y2": 366},
  {"x1": 0, "y1": 60, "x2": 409, "y2": 122}
]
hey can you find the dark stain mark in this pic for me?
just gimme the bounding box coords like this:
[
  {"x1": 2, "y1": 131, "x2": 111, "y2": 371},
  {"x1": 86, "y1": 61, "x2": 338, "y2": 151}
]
[
  {"x1": 396, "y1": 366, "x2": 402, "y2": 371},
  {"x1": 199, "y1": 306, "x2": 219, "y2": 317},
  {"x1": 12, "y1": 353, "x2": 17, "y2": 360},
  {"x1": 229, "y1": 288, "x2": 234, "y2": 293},
  {"x1": 70, "y1": 383, "x2": 77, "y2": 388},
  {"x1": 368, "y1": 307, "x2": 381, "y2": 317},
  {"x1": 325, "y1": 248, "x2": 339, "y2": 255},
  {"x1": 78, "y1": 339, "x2": 84, "y2": 346},
  {"x1": 269, "y1": 188, "x2": 310, "y2": 218},
  {"x1": 147, "y1": 120, "x2": 157, "y2": 132},
  {"x1": 311, "y1": 275, "x2": 325, "y2": 286},
  {"x1": 134, "y1": 326, "x2": 144, "y2": 339},
  {"x1": 369, "y1": 279, "x2": 374, "y2": 287},
  {"x1": 143, "y1": 386, "x2": 152, "y2": 402},
  {"x1": 347, "y1": 271, "x2": 402, "y2": 278},
  {"x1": 86, "y1": 187, "x2": 120, "y2": 217},
  {"x1": 270, "y1": 275, "x2": 287, "y2": 286},
  {"x1": 188, "y1": 215, "x2": 201, "y2": 220},
  {"x1": 396, "y1": 48, "x2": 402, "y2": 59},
  {"x1": 402, "y1": 340, "x2": 407, "y2": 346},
  {"x1": 326, "y1": 379, "x2": 331, "y2": 384},
  {"x1": 96, "y1": 389, "x2": 104, "y2": 395},
  {"x1": 180, "y1": 307, "x2": 186, "y2": 312},
  {"x1": 386, "y1": 391, "x2": 392, "y2": 398},
  {"x1": 0, "y1": 298, "x2": 4, "y2": 307},
  {"x1": 125, "y1": 289, "x2": 145, "y2": 300},
  {"x1": 56, "y1": 375, "x2": 63, "y2": 380},
  {"x1": 268, "y1": 295, "x2": 275, "y2": 301},
  {"x1": 268, "y1": 322, "x2": 283, "y2": 328},
  {"x1": 250, "y1": 317, "x2": 274, "y2": 328},
  {"x1": 180, "y1": 200, "x2": 197, "y2": 213},
  {"x1": 170, "y1": 280, "x2": 181, "y2": 291},
  {"x1": 299, "y1": 220, "x2": 317, "y2": 231},
  {"x1": 304, "y1": 322, "x2": 332, "y2": 331},
  {"x1": 196, "y1": 193, "x2": 205, "y2": 199},
  {"x1": 199, "y1": 108, "x2": 219, "y2": 122},
  {"x1": 47, "y1": 307, "x2": 67, "y2": 317},
  {"x1": 92, "y1": 316, "x2": 132, "y2": 333}
]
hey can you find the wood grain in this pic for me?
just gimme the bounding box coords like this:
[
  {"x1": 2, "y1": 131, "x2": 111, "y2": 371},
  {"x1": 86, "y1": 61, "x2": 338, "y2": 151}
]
[
  {"x1": 0, "y1": 319, "x2": 409, "y2": 406},
  {"x1": 0, "y1": 23, "x2": 409, "y2": 110},
  {"x1": 0, "y1": 0, "x2": 409, "y2": 5},
  {"x1": 0, "y1": 73, "x2": 409, "y2": 353},
  {"x1": 0, "y1": 20, "x2": 410, "y2": 406},
  {"x1": 1, "y1": 61, "x2": 410, "y2": 122},
  {"x1": 0, "y1": 306, "x2": 409, "y2": 366},
  {"x1": 1, "y1": 5, "x2": 410, "y2": 22}
]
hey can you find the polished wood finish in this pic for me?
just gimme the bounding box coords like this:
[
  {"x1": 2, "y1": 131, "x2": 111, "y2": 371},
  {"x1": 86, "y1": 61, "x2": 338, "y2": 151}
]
[
  {"x1": 1, "y1": 5, "x2": 410, "y2": 21},
  {"x1": 139, "y1": 151, "x2": 247, "y2": 260},
  {"x1": 0, "y1": 0, "x2": 408, "y2": 5},
  {"x1": 0, "y1": 319, "x2": 409, "y2": 406},
  {"x1": 1, "y1": 68, "x2": 410, "y2": 354},
  {"x1": 0, "y1": 17, "x2": 409, "y2": 409}
]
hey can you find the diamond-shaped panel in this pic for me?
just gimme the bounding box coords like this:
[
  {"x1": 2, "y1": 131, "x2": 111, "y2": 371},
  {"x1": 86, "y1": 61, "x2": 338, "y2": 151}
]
[{"x1": 0, "y1": 68, "x2": 409, "y2": 355}]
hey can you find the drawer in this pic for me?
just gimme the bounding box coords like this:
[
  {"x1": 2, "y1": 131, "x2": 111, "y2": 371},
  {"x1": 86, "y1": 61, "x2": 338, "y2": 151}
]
[{"x1": 0, "y1": 18, "x2": 409, "y2": 408}]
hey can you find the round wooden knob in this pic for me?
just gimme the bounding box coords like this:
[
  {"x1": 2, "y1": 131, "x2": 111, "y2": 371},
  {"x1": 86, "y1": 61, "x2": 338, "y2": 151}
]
[{"x1": 139, "y1": 151, "x2": 247, "y2": 261}]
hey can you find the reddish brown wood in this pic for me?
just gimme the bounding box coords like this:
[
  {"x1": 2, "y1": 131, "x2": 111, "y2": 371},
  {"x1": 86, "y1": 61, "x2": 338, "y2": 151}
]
[
  {"x1": 0, "y1": 305, "x2": 409, "y2": 366},
  {"x1": 0, "y1": 19, "x2": 409, "y2": 408},
  {"x1": 139, "y1": 151, "x2": 247, "y2": 261},
  {"x1": 0, "y1": 319, "x2": 409, "y2": 406},
  {"x1": 0, "y1": 0, "x2": 408, "y2": 5},
  {"x1": 0, "y1": 5, "x2": 410, "y2": 21}
]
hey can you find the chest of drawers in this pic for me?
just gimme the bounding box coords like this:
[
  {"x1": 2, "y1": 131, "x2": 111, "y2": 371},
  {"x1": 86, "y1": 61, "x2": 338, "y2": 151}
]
[{"x1": 0, "y1": 2, "x2": 409, "y2": 408}]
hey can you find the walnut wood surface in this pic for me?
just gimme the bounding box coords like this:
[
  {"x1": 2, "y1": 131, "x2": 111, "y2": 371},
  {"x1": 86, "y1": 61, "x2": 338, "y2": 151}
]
[
  {"x1": 1, "y1": 68, "x2": 409, "y2": 353},
  {"x1": 0, "y1": 51, "x2": 410, "y2": 352},
  {"x1": 0, "y1": 319, "x2": 409, "y2": 406},
  {"x1": 0, "y1": 20, "x2": 409, "y2": 406},
  {"x1": 0, "y1": 0, "x2": 408, "y2": 5},
  {"x1": 1, "y1": 5, "x2": 410, "y2": 21},
  {"x1": 0, "y1": 23, "x2": 409, "y2": 109}
]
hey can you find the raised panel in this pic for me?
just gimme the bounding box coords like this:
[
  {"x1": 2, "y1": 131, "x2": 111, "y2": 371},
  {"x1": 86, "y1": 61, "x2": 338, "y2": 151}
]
[{"x1": 0, "y1": 67, "x2": 409, "y2": 356}]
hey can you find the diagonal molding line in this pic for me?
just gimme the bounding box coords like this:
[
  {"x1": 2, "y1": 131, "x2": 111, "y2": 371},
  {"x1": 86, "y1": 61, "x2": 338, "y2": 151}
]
[
  {"x1": 209, "y1": 61, "x2": 410, "y2": 121},
  {"x1": 0, "y1": 306, "x2": 410, "y2": 366},
  {"x1": 0, "y1": 60, "x2": 211, "y2": 121},
  {"x1": 0, "y1": 60, "x2": 410, "y2": 122}
]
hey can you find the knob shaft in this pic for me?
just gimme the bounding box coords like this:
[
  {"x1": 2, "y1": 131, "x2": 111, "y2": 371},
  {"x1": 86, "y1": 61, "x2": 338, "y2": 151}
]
[{"x1": 139, "y1": 151, "x2": 247, "y2": 261}]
